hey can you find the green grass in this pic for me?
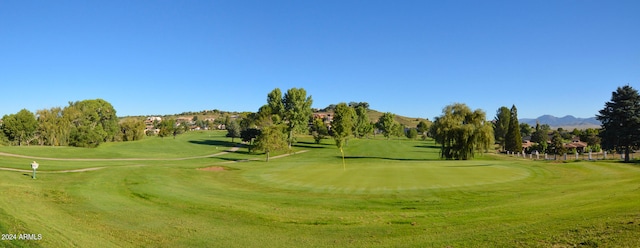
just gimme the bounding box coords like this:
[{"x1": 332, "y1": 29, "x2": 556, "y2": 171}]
[{"x1": 1, "y1": 131, "x2": 639, "y2": 247}]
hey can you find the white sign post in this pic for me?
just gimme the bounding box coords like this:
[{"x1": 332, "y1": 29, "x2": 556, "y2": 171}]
[{"x1": 31, "y1": 161, "x2": 39, "y2": 179}]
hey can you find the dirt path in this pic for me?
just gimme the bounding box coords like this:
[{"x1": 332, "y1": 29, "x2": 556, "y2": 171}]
[
  {"x1": 0, "y1": 147, "x2": 308, "y2": 174},
  {"x1": 0, "y1": 167, "x2": 106, "y2": 173},
  {"x1": 0, "y1": 147, "x2": 241, "y2": 162}
]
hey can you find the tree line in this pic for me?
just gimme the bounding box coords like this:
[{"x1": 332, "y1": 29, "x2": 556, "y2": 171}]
[
  {"x1": 1, "y1": 99, "x2": 144, "y2": 148},
  {"x1": 227, "y1": 88, "x2": 432, "y2": 162},
  {"x1": 2, "y1": 86, "x2": 634, "y2": 162}
]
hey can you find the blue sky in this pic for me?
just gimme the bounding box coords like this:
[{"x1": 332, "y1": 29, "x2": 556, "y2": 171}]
[{"x1": 1, "y1": 1, "x2": 638, "y2": 120}]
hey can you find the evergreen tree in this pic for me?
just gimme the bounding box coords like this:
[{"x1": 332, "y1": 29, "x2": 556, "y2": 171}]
[
  {"x1": 597, "y1": 85, "x2": 640, "y2": 162},
  {"x1": 493, "y1": 106, "x2": 511, "y2": 151},
  {"x1": 505, "y1": 105, "x2": 523, "y2": 153}
]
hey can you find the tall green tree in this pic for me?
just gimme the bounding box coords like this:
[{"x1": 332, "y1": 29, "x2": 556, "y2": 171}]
[
  {"x1": 376, "y1": 112, "x2": 397, "y2": 139},
  {"x1": 267, "y1": 88, "x2": 284, "y2": 119},
  {"x1": 226, "y1": 120, "x2": 241, "y2": 142},
  {"x1": 332, "y1": 103, "x2": 355, "y2": 170},
  {"x1": 431, "y1": 103, "x2": 494, "y2": 160},
  {"x1": 2, "y1": 109, "x2": 38, "y2": 146},
  {"x1": 597, "y1": 85, "x2": 640, "y2": 162},
  {"x1": 493, "y1": 106, "x2": 511, "y2": 151},
  {"x1": 64, "y1": 99, "x2": 119, "y2": 147},
  {"x1": 504, "y1": 105, "x2": 523, "y2": 153},
  {"x1": 353, "y1": 106, "x2": 373, "y2": 138},
  {"x1": 254, "y1": 125, "x2": 288, "y2": 162},
  {"x1": 36, "y1": 107, "x2": 72, "y2": 146},
  {"x1": 282, "y1": 88, "x2": 313, "y2": 148}
]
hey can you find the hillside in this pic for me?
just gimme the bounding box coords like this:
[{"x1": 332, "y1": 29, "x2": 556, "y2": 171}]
[{"x1": 366, "y1": 110, "x2": 430, "y2": 127}]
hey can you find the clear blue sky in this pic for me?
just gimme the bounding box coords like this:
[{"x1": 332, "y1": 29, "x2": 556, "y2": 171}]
[{"x1": 1, "y1": 0, "x2": 638, "y2": 120}]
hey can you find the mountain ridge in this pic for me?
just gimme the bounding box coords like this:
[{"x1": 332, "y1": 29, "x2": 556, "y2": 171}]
[{"x1": 520, "y1": 115, "x2": 600, "y2": 129}]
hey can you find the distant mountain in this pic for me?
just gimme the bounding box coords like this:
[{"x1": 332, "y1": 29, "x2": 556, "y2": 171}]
[{"x1": 520, "y1": 115, "x2": 601, "y2": 129}]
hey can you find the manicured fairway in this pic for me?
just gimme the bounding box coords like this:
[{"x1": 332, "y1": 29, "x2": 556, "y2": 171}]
[{"x1": 1, "y1": 131, "x2": 639, "y2": 247}]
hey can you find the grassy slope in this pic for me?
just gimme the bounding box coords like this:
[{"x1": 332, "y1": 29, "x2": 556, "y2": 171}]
[
  {"x1": 366, "y1": 110, "x2": 429, "y2": 128},
  {"x1": 1, "y1": 132, "x2": 639, "y2": 247}
]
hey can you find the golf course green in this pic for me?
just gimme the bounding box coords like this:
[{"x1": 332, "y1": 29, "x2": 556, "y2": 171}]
[{"x1": 1, "y1": 131, "x2": 639, "y2": 247}]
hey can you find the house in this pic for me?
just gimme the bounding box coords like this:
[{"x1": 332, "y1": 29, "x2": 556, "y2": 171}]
[{"x1": 564, "y1": 138, "x2": 588, "y2": 153}]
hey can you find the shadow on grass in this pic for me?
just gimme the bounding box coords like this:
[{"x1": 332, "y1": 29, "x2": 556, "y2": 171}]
[
  {"x1": 338, "y1": 156, "x2": 439, "y2": 162},
  {"x1": 189, "y1": 139, "x2": 240, "y2": 148},
  {"x1": 293, "y1": 141, "x2": 330, "y2": 149},
  {"x1": 214, "y1": 157, "x2": 254, "y2": 162},
  {"x1": 415, "y1": 144, "x2": 440, "y2": 149},
  {"x1": 446, "y1": 164, "x2": 494, "y2": 167}
]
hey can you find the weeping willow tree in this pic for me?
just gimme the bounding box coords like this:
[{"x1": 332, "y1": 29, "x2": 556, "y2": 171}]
[{"x1": 431, "y1": 103, "x2": 494, "y2": 160}]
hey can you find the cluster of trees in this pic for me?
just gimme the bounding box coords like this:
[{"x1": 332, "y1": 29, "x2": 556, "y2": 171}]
[
  {"x1": 233, "y1": 88, "x2": 432, "y2": 162},
  {"x1": 228, "y1": 88, "x2": 313, "y2": 161},
  {"x1": 0, "y1": 99, "x2": 142, "y2": 148},
  {"x1": 493, "y1": 105, "x2": 523, "y2": 153}
]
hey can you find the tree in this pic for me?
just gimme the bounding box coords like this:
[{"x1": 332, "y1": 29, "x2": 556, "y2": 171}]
[
  {"x1": 64, "y1": 99, "x2": 119, "y2": 147},
  {"x1": 579, "y1": 128, "x2": 601, "y2": 147},
  {"x1": 505, "y1": 105, "x2": 523, "y2": 153},
  {"x1": 597, "y1": 85, "x2": 640, "y2": 162},
  {"x1": 550, "y1": 130, "x2": 566, "y2": 157},
  {"x1": 241, "y1": 128, "x2": 261, "y2": 153},
  {"x1": 493, "y1": 106, "x2": 511, "y2": 151},
  {"x1": 353, "y1": 106, "x2": 373, "y2": 138},
  {"x1": 2, "y1": 109, "x2": 38, "y2": 146},
  {"x1": 530, "y1": 121, "x2": 548, "y2": 152},
  {"x1": 267, "y1": 88, "x2": 284, "y2": 119},
  {"x1": 348, "y1": 102, "x2": 370, "y2": 109},
  {"x1": 158, "y1": 119, "x2": 176, "y2": 139},
  {"x1": 376, "y1": 112, "x2": 397, "y2": 139},
  {"x1": 416, "y1": 120, "x2": 431, "y2": 135},
  {"x1": 310, "y1": 118, "x2": 329, "y2": 144},
  {"x1": 282, "y1": 88, "x2": 313, "y2": 148},
  {"x1": 119, "y1": 118, "x2": 146, "y2": 141},
  {"x1": 431, "y1": 103, "x2": 494, "y2": 160},
  {"x1": 254, "y1": 125, "x2": 288, "y2": 162},
  {"x1": 520, "y1": 123, "x2": 532, "y2": 138},
  {"x1": 226, "y1": 120, "x2": 241, "y2": 142},
  {"x1": 406, "y1": 128, "x2": 418, "y2": 139},
  {"x1": 332, "y1": 103, "x2": 355, "y2": 170},
  {"x1": 36, "y1": 107, "x2": 71, "y2": 146},
  {"x1": 394, "y1": 123, "x2": 406, "y2": 140}
]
